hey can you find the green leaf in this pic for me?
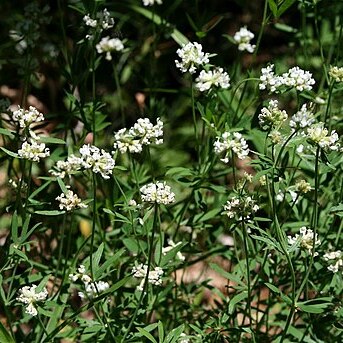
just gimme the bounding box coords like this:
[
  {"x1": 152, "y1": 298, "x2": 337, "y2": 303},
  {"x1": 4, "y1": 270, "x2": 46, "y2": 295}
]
[
  {"x1": 92, "y1": 243, "x2": 104, "y2": 276},
  {"x1": 0, "y1": 322, "x2": 15, "y2": 343},
  {"x1": 0, "y1": 147, "x2": 18, "y2": 158},
  {"x1": 194, "y1": 208, "x2": 221, "y2": 223},
  {"x1": 95, "y1": 248, "x2": 125, "y2": 279},
  {"x1": 268, "y1": 0, "x2": 278, "y2": 17},
  {"x1": 137, "y1": 328, "x2": 158, "y2": 343},
  {"x1": 35, "y1": 210, "x2": 66, "y2": 216},
  {"x1": 39, "y1": 136, "x2": 66, "y2": 145},
  {"x1": 29, "y1": 180, "x2": 52, "y2": 200},
  {"x1": 126, "y1": 5, "x2": 188, "y2": 46},
  {"x1": 277, "y1": 0, "x2": 297, "y2": 17},
  {"x1": 330, "y1": 203, "x2": 343, "y2": 217},
  {"x1": 57, "y1": 177, "x2": 68, "y2": 194},
  {"x1": 11, "y1": 211, "x2": 19, "y2": 244},
  {"x1": 158, "y1": 321, "x2": 164, "y2": 343},
  {"x1": 209, "y1": 263, "x2": 245, "y2": 287},
  {"x1": 165, "y1": 324, "x2": 185, "y2": 343},
  {"x1": 265, "y1": 282, "x2": 292, "y2": 305},
  {"x1": 228, "y1": 291, "x2": 248, "y2": 314},
  {"x1": 0, "y1": 128, "x2": 15, "y2": 139}
]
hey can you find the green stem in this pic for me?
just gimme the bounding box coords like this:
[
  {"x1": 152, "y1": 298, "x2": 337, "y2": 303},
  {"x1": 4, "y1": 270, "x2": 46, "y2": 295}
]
[
  {"x1": 252, "y1": 0, "x2": 269, "y2": 62},
  {"x1": 121, "y1": 203, "x2": 159, "y2": 342},
  {"x1": 241, "y1": 219, "x2": 255, "y2": 341},
  {"x1": 112, "y1": 62, "x2": 125, "y2": 126},
  {"x1": 90, "y1": 173, "x2": 97, "y2": 281},
  {"x1": 295, "y1": 146, "x2": 320, "y2": 303}
]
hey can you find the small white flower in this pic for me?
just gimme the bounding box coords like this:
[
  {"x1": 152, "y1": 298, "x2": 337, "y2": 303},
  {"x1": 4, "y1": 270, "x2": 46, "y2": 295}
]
[
  {"x1": 329, "y1": 66, "x2": 343, "y2": 82},
  {"x1": 79, "y1": 144, "x2": 115, "y2": 179},
  {"x1": 140, "y1": 181, "x2": 175, "y2": 205},
  {"x1": 259, "y1": 65, "x2": 315, "y2": 93},
  {"x1": 18, "y1": 140, "x2": 50, "y2": 162},
  {"x1": 323, "y1": 250, "x2": 343, "y2": 273},
  {"x1": 50, "y1": 154, "x2": 83, "y2": 178},
  {"x1": 83, "y1": 9, "x2": 114, "y2": 31},
  {"x1": 175, "y1": 42, "x2": 210, "y2": 74},
  {"x1": 290, "y1": 103, "x2": 315, "y2": 131},
  {"x1": 56, "y1": 190, "x2": 88, "y2": 211},
  {"x1": 268, "y1": 130, "x2": 283, "y2": 145},
  {"x1": 96, "y1": 36, "x2": 124, "y2": 61},
  {"x1": 195, "y1": 68, "x2": 230, "y2": 92},
  {"x1": 162, "y1": 239, "x2": 185, "y2": 261},
  {"x1": 258, "y1": 100, "x2": 287, "y2": 130},
  {"x1": 282, "y1": 67, "x2": 315, "y2": 92},
  {"x1": 179, "y1": 333, "x2": 190, "y2": 343},
  {"x1": 288, "y1": 227, "x2": 320, "y2": 253},
  {"x1": 83, "y1": 14, "x2": 97, "y2": 27},
  {"x1": 113, "y1": 118, "x2": 163, "y2": 154},
  {"x1": 78, "y1": 280, "x2": 110, "y2": 299},
  {"x1": 17, "y1": 285, "x2": 48, "y2": 316},
  {"x1": 224, "y1": 196, "x2": 259, "y2": 219},
  {"x1": 132, "y1": 264, "x2": 164, "y2": 291},
  {"x1": 307, "y1": 122, "x2": 340, "y2": 151},
  {"x1": 12, "y1": 105, "x2": 44, "y2": 130},
  {"x1": 233, "y1": 27, "x2": 255, "y2": 53},
  {"x1": 128, "y1": 199, "x2": 137, "y2": 207},
  {"x1": 214, "y1": 131, "x2": 249, "y2": 162},
  {"x1": 142, "y1": 0, "x2": 163, "y2": 6},
  {"x1": 295, "y1": 179, "x2": 312, "y2": 194}
]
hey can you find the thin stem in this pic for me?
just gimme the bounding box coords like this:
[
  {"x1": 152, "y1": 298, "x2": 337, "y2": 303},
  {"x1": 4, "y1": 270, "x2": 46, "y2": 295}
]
[
  {"x1": 112, "y1": 62, "x2": 125, "y2": 126},
  {"x1": 121, "y1": 203, "x2": 159, "y2": 342},
  {"x1": 295, "y1": 146, "x2": 320, "y2": 303},
  {"x1": 241, "y1": 219, "x2": 255, "y2": 341},
  {"x1": 252, "y1": 0, "x2": 269, "y2": 62},
  {"x1": 90, "y1": 173, "x2": 97, "y2": 281}
]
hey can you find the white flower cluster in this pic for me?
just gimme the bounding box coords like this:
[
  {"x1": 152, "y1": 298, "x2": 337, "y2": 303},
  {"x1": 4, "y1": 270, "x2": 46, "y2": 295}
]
[
  {"x1": 69, "y1": 265, "x2": 92, "y2": 283},
  {"x1": 11, "y1": 105, "x2": 50, "y2": 162},
  {"x1": 288, "y1": 227, "x2": 321, "y2": 253},
  {"x1": 258, "y1": 100, "x2": 288, "y2": 130},
  {"x1": 224, "y1": 196, "x2": 259, "y2": 219},
  {"x1": 195, "y1": 68, "x2": 230, "y2": 92},
  {"x1": 83, "y1": 8, "x2": 114, "y2": 30},
  {"x1": 80, "y1": 144, "x2": 115, "y2": 179},
  {"x1": 78, "y1": 281, "x2": 110, "y2": 299},
  {"x1": 51, "y1": 155, "x2": 83, "y2": 178},
  {"x1": 56, "y1": 189, "x2": 88, "y2": 211},
  {"x1": 83, "y1": 14, "x2": 97, "y2": 28},
  {"x1": 17, "y1": 284, "x2": 48, "y2": 316},
  {"x1": 233, "y1": 27, "x2": 255, "y2": 53},
  {"x1": 51, "y1": 145, "x2": 115, "y2": 179},
  {"x1": 175, "y1": 42, "x2": 210, "y2": 74},
  {"x1": 114, "y1": 117, "x2": 163, "y2": 154},
  {"x1": 140, "y1": 181, "x2": 175, "y2": 204},
  {"x1": 132, "y1": 263, "x2": 164, "y2": 291},
  {"x1": 323, "y1": 251, "x2": 343, "y2": 273},
  {"x1": 18, "y1": 140, "x2": 50, "y2": 162},
  {"x1": 259, "y1": 64, "x2": 315, "y2": 93},
  {"x1": 289, "y1": 103, "x2": 315, "y2": 131},
  {"x1": 12, "y1": 105, "x2": 44, "y2": 131},
  {"x1": 162, "y1": 239, "x2": 185, "y2": 261},
  {"x1": 329, "y1": 66, "x2": 343, "y2": 83},
  {"x1": 96, "y1": 36, "x2": 124, "y2": 61},
  {"x1": 306, "y1": 122, "x2": 340, "y2": 151},
  {"x1": 179, "y1": 333, "x2": 190, "y2": 343},
  {"x1": 214, "y1": 131, "x2": 249, "y2": 163},
  {"x1": 142, "y1": 0, "x2": 163, "y2": 6},
  {"x1": 295, "y1": 179, "x2": 312, "y2": 194},
  {"x1": 69, "y1": 265, "x2": 109, "y2": 299}
]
